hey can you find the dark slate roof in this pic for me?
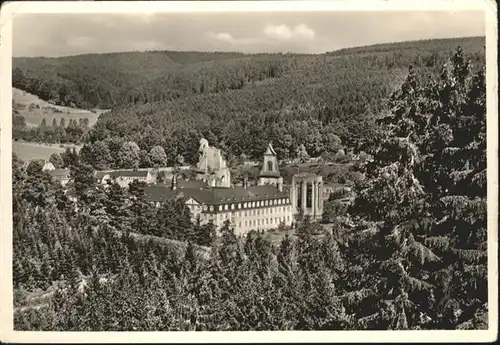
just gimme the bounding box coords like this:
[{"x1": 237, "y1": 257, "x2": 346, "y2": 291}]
[
  {"x1": 178, "y1": 180, "x2": 208, "y2": 189},
  {"x1": 144, "y1": 185, "x2": 176, "y2": 202},
  {"x1": 95, "y1": 170, "x2": 150, "y2": 178},
  {"x1": 154, "y1": 180, "x2": 209, "y2": 189},
  {"x1": 259, "y1": 171, "x2": 281, "y2": 178},
  {"x1": 48, "y1": 169, "x2": 70, "y2": 178},
  {"x1": 144, "y1": 184, "x2": 290, "y2": 207}
]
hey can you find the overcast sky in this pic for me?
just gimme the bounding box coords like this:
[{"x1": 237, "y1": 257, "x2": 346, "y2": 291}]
[{"x1": 13, "y1": 11, "x2": 485, "y2": 57}]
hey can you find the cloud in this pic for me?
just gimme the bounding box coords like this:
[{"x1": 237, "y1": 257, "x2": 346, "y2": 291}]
[
  {"x1": 207, "y1": 31, "x2": 262, "y2": 46},
  {"x1": 12, "y1": 12, "x2": 484, "y2": 57},
  {"x1": 208, "y1": 32, "x2": 235, "y2": 43},
  {"x1": 264, "y1": 23, "x2": 316, "y2": 41}
]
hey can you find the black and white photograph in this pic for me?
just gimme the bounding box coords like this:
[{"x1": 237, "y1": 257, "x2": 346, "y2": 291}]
[{"x1": 0, "y1": 0, "x2": 497, "y2": 342}]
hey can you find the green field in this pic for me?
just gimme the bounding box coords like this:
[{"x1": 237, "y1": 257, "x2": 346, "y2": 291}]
[
  {"x1": 12, "y1": 141, "x2": 81, "y2": 162},
  {"x1": 13, "y1": 87, "x2": 109, "y2": 127}
]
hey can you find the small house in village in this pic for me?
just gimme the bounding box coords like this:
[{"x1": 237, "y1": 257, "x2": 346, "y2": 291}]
[{"x1": 95, "y1": 169, "x2": 155, "y2": 188}]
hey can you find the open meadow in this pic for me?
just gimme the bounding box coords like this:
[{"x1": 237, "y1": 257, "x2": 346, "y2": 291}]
[
  {"x1": 12, "y1": 87, "x2": 109, "y2": 128},
  {"x1": 12, "y1": 141, "x2": 81, "y2": 162}
]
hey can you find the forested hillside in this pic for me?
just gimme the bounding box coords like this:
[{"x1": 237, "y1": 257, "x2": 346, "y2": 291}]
[
  {"x1": 13, "y1": 37, "x2": 485, "y2": 164},
  {"x1": 12, "y1": 46, "x2": 488, "y2": 330},
  {"x1": 13, "y1": 51, "x2": 299, "y2": 109},
  {"x1": 85, "y1": 37, "x2": 485, "y2": 164}
]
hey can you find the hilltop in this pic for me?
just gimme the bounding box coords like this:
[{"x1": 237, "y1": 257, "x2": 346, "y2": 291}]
[{"x1": 13, "y1": 37, "x2": 484, "y2": 110}]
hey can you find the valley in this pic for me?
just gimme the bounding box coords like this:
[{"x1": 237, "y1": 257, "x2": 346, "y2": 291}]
[{"x1": 11, "y1": 35, "x2": 489, "y2": 332}]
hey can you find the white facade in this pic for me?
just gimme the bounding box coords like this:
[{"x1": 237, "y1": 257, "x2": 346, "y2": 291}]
[
  {"x1": 100, "y1": 172, "x2": 154, "y2": 188},
  {"x1": 186, "y1": 197, "x2": 293, "y2": 235}
]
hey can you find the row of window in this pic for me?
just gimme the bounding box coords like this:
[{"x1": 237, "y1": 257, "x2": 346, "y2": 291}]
[
  {"x1": 238, "y1": 216, "x2": 290, "y2": 229},
  {"x1": 104, "y1": 176, "x2": 148, "y2": 182},
  {"x1": 211, "y1": 206, "x2": 291, "y2": 219},
  {"x1": 197, "y1": 198, "x2": 290, "y2": 213}
]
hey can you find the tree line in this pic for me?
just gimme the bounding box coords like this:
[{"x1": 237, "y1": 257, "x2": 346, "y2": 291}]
[{"x1": 13, "y1": 115, "x2": 90, "y2": 144}]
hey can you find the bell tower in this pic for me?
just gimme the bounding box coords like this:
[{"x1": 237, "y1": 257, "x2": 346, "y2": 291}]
[{"x1": 258, "y1": 143, "x2": 283, "y2": 191}]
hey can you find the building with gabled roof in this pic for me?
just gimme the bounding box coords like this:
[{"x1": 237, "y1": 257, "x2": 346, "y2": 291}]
[
  {"x1": 47, "y1": 168, "x2": 71, "y2": 186},
  {"x1": 144, "y1": 142, "x2": 296, "y2": 234},
  {"x1": 95, "y1": 169, "x2": 155, "y2": 188},
  {"x1": 142, "y1": 140, "x2": 323, "y2": 234},
  {"x1": 145, "y1": 181, "x2": 292, "y2": 234}
]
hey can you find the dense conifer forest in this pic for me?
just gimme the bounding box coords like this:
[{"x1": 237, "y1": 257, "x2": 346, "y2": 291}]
[{"x1": 12, "y1": 38, "x2": 488, "y2": 330}]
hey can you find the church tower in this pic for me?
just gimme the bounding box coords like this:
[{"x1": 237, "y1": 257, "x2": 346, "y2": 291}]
[{"x1": 258, "y1": 143, "x2": 283, "y2": 191}]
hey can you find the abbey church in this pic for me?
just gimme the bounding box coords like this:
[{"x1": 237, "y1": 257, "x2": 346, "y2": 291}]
[{"x1": 144, "y1": 138, "x2": 324, "y2": 234}]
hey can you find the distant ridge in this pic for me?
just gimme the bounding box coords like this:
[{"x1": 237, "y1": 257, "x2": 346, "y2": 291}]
[
  {"x1": 326, "y1": 36, "x2": 485, "y2": 56},
  {"x1": 12, "y1": 36, "x2": 485, "y2": 116}
]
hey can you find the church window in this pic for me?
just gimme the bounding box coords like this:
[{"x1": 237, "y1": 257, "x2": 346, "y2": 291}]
[
  {"x1": 224, "y1": 205, "x2": 228, "y2": 211},
  {"x1": 231, "y1": 204, "x2": 235, "y2": 210},
  {"x1": 239, "y1": 222, "x2": 241, "y2": 228},
  {"x1": 267, "y1": 161, "x2": 273, "y2": 171},
  {"x1": 238, "y1": 203, "x2": 241, "y2": 209}
]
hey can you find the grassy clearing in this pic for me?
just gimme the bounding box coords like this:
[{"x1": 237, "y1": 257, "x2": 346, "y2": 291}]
[
  {"x1": 13, "y1": 87, "x2": 109, "y2": 127},
  {"x1": 12, "y1": 141, "x2": 81, "y2": 162}
]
